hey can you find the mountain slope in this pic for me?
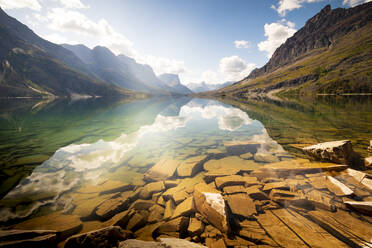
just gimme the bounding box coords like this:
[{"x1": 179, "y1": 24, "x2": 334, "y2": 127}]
[
  {"x1": 158, "y1": 73, "x2": 193, "y2": 94},
  {"x1": 63, "y1": 44, "x2": 189, "y2": 95},
  {"x1": 212, "y1": 3, "x2": 372, "y2": 97},
  {"x1": 0, "y1": 7, "x2": 139, "y2": 98}
]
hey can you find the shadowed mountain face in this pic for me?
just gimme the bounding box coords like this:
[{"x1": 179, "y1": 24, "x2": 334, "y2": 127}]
[
  {"x1": 62, "y1": 44, "x2": 191, "y2": 95},
  {"x1": 213, "y1": 2, "x2": 372, "y2": 97},
  {"x1": 0, "y1": 7, "x2": 137, "y2": 98}
]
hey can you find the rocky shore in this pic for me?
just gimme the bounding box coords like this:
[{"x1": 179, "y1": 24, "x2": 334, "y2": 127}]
[{"x1": 1, "y1": 140, "x2": 372, "y2": 248}]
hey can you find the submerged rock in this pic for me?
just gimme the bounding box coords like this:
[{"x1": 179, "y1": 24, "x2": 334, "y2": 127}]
[
  {"x1": 0, "y1": 230, "x2": 57, "y2": 248},
  {"x1": 188, "y1": 218, "x2": 204, "y2": 236},
  {"x1": 172, "y1": 197, "x2": 195, "y2": 218},
  {"x1": 119, "y1": 238, "x2": 207, "y2": 248},
  {"x1": 193, "y1": 183, "x2": 228, "y2": 233},
  {"x1": 225, "y1": 193, "x2": 256, "y2": 218},
  {"x1": 253, "y1": 153, "x2": 280, "y2": 163},
  {"x1": 344, "y1": 201, "x2": 372, "y2": 215},
  {"x1": 177, "y1": 155, "x2": 208, "y2": 177},
  {"x1": 64, "y1": 226, "x2": 131, "y2": 248},
  {"x1": 12, "y1": 212, "x2": 82, "y2": 241},
  {"x1": 145, "y1": 158, "x2": 180, "y2": 181}
]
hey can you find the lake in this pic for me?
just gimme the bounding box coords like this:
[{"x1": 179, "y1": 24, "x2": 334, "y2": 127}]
[{"x1": 0, "y1": 96, "x2": 371, "y2": 246}]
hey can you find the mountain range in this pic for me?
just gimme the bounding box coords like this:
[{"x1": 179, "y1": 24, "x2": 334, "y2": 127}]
[
  {"x1": 187, "y1": 81, "x2": 235, "y2": 93},
  {"x1": 0, "y1": 7, "x2": 192, "y2": 98},
  {"x1": 208, "y1": 2, "x2": 372, "y2": 97}
]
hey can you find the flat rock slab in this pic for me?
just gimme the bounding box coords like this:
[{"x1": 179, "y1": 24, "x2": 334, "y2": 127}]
[
  {"x1": 177, "y1": 155, "x2": 208, "y2": 177},
  {"x1": 145, "y1": 158, "x2": 180, "y2": 181},
  {"x1": 203, "y1": 156, "x2": 261, "y2": 172},
  {"x1": 325, "y1": 176, "x2": 353, "y2": 196},
  {"x1": 119, "y1": 238, "x2": 207, "y2": 248},
  {"x1": 344, "y1": 201, "x2": 372, "y2": 215},
  {"x1": 12, "y1": 212, "x2": 82, "y2": 241},
  {"x1": 78, "y1": 180, "x2": 133, "y2": 195},
  {"x1": 225, "y1": 193, "x2": 256, "y2": 217},
  {"x1": 0, "y1": 230, "x2": 57, "y2": 248},
  {"x1": 172, "y1": 197, "x2": 195, "y2": 218},
  {"x1": 215, "y1": 175, "x2": 259, "y2": 188},
  {"x1": 256, "y1": 210, "x2": 308, "y2": 248},
  {"x1": 305, "y1": 209, "x2": 372, "y2": 247},
  {"x1": 272, "y1": 209, "x2": 348, "y2": 248}
]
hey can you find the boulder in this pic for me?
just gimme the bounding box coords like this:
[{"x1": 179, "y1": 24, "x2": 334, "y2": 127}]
[
  {"x1": 225, "y1": 193, "x2": 256, "y2": 218},
  {"x1": 303, "y1": 140, "x2": 363, "y2": 168},
  {"x1": 193, "y1": 183, "x2": 228, "y2": 233},
  {"x1": 177, "y1": 155, "x2": 208, "y2": 177},
  {"x1": 13, "y1": 212, "x2": 82, "y2": 241},
  {"x1": 0, "y1": 230, "x2": 56, "y2": 248},
  {"x1": 188, "y1": 218, "x2": 204, "y2": 236},
  {"x1": 253, "y1": 153, "x2": 280, "y2": 163},
  {"x1": 172, "y1": 197, "x2": 195, "y2": 218},
  {"x1": 139, "y1": 181, "x2": 165, "y2": 199},
  {"x1": 144, "y1": 158, "x2": 180, "y2": 181},
  {"x1": 214, "y1": 175, "x2": 259, "y2": 188},
  {"x1": 64, "y1": 226, "x2": 131, "y2": 248}
]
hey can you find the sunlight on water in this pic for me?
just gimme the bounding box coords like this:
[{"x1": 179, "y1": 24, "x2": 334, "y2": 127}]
[{"x1": 0, "y1": 98, "x2": 289, "y2": 222}]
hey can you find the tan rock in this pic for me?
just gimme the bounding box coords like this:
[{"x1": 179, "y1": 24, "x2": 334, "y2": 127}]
[
  {"x1": 95, "y1": 192, "x2": 131, "y2": 220},
  {"x1": 238, "y1": 220, "x2": 275, "y2": 245},
  {"x1": 135, "y1": 222, "x2": 164, "y2": 241},
  {"x1": 224, "y1": 140, "x2": 260, "y2": 155},
  {"x1": 365, "y1": 157, "x2": 372, "y2": 167},
  {"x1": 72, "y1": 193, "x2": 112, "y2": 219},
  {"x1": 262, "y1": 181, "x2": 289, "y2": 191},
  {"x1": 306, "y1": 190, "x2": 335, "y2": 211},
  {"x1": 188, "y1": 218, "x2": 204, "y2": 236},
  {"x1": 269, "y1": 189, "x2": 303, "y2": 205},
  {"x1": 112, "y1": 210, "x2": 135, "y2": 228},
  {"x1": 126, "y1": 211, "x2": 148, "y2": 231},
  {"x1": 172, "y1": 197, "x2": 195, "y2": 218},
  {"x1": 308, "y1": 176, "x2": 328, "y2": 190},
  {"x1": 209, "y1": 239, "x2": 226, "y2": 248},
  {"x1": 147, "y1": 204, "x2": 165, "y2": 223},
  {"x1": 172, "y1": 191, "x2": 189, "y2": 204},
  {"x1": 158, "y1": 217, "x2": 189, "y2": 234},
  {"x1": 245, "y1": 185, "x2": 268, "y2": 200},
  {"x1": 326, "y1": 176, "x2": 354, "y2": 196},
  {"x1": 139, "y1": 181, "x2": 165, "y2": 199},
  {"x1": 203, "y1": 156, "x2": 260, "y2": 172},
  {"x1": 225, "y1": 193, "x2": 256, "y2": 217},
  {"x1": 222, "y1": 185, "x2": 246, "y2": 194},
  {"x1": 215, "y1": 175, "x2": 259, "y2": 188},
  {"x1": 361, "y1": 177, "x2": 372, "y2": 191},
  {"x1": 78, "y1": 180, "x2": 133, "y2": 195},
  {"x1": 0, "y1": 230, "x2": 57, "y2": 248},
  {"x1": 13, "y1": 212, "x2": 82, "y2": 241},
  {"x1": 130, "y1": 199, "x2": 155, "y2": 210},
  {"x1": 203, "y1": 168, "x2": 240, "y2": 183},
  {"x1": 177, "y1": 155, "x2": 208, "y2": 177},
  {"x1": 254, "y1": 153, "x2": 280, "y2": 163},
  {"x1": 193, "y1": 183, "x2": 228, "y2": 233},
  {"x1": 163, "y1": 200, "x2": 176, "y2": 220},
  {"x1": 144, "y1": 158, "x2": 180, "y2": 181}
]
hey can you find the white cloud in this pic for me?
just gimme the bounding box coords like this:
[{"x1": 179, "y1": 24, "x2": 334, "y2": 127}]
[
  {"x1": 0, "y1": 0, "x2": 41, "y2": 11},
  {"x1": 343, "y1": 0, "x2": 371, "y2": 7},
  {"x1": 272, "y1": 0, "x2": 322, "y2": 16},
  {"x1": 201, "y1": 70, "x2": 220, "y2": 84},
  {"x1": 41, "y1": 33, "x2": 78, "y2": 45},
  {"x1": 58, "y1": 0, "x2": 89, "y2": 9},
  {"x1": 219, "y1": 55, "x2": 256, "y2": 82},
  {"x1": 45, "y1": 8, "x2": 187, "y2": 75},
  {"x1": 257, "y1": 20, "x2": 296, "y2": 58},
  {"x1": 234, "y1": 40, "x2": 251, "y2": 49}
]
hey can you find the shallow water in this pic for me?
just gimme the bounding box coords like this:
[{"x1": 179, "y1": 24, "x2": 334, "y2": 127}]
[{"x1": 0, "y1": 96, "x2": 371, "y2": 246}]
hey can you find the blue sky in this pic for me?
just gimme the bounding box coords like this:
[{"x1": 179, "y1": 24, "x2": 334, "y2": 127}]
[{"x1": 1, "y1": 0, "x2": 369, "y2": 85}]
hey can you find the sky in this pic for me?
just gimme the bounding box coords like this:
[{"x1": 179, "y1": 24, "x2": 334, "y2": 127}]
[{"x1": 0, "y1": 0, "x2": 370, "y2": 85}]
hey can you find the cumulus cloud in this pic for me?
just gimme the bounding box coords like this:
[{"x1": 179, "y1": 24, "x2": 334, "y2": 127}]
[
  {"x1": 201, "y1": 70, "x2": 220, "y2": 84},
  {"x1": 45, "y1": 8, "x2": 187, "y2": 75},
  {"x1": 342, "y1": 0, "x2": 371, "y2": 7},
  {"x1": 234, "y1": 40, "x2": 251, "y2": 49},
  {"x1": 219, "y1": 55, "x2": 256, "y2": 82},
  {"x1": 257, "y1": 20, "x2": 296, "y2": 58},
  {"x1": 58, "y1": 0, "x2": 89, "y2": 9},
  {"x1": 41, "y1": 33, "x2": 78, "y2": 45},
  {"x1": 271, "y1": 0, "x2": 322, "y2": 16},
  {"x1": 0, "y1": 0, "x2": 41, "y2": 11}
]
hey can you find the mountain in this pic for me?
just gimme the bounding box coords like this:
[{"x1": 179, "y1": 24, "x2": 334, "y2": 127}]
[
  {"x1": 158, "y1": 73, "x2": 193, "y2": 94},
  {"x1": 62, "y1": 44, "x2": 190, "y2": 95},
  {"x1": 0, "y1": 7, "x2": 138, "y2": 98},
  {"x1": 187, "y1": 81, "x2": 235, "y2": 93},
  {"x1": 211, "y1": 3, "x2": 372, "y2": 97}
]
